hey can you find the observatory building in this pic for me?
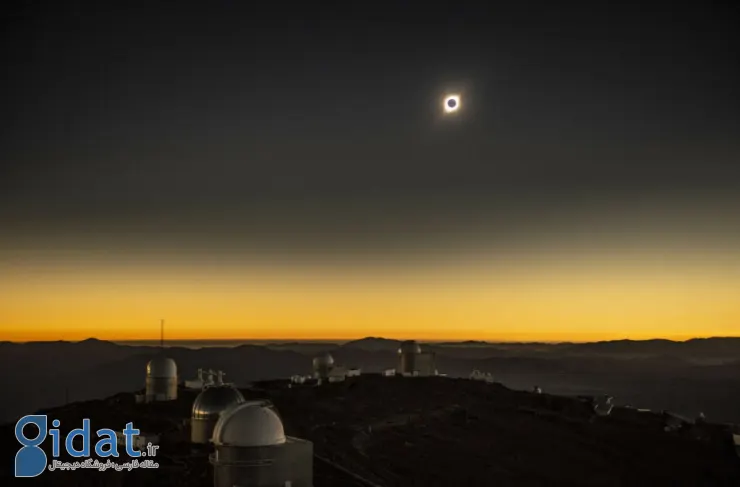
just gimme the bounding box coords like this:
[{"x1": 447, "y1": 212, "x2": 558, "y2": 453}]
[
  {"x1": 191, "y1": 371, "x2": 245, "y2": 444},
  {"x1": 312, "y1": 352, "x2": 335, "y2": 380},
  {"x1": 396, "y1": 340, "x2": 437, "y2": 377},
  {"x1": 327, "y1": 365, "x2": 348, "y2": 383},
  {"x1": 470, "y1": 369, "x2": 494, "y2": 383},
  {"x1": 210, "y1": 401, "x2": 314, "y2": 487},
  {"x1": 145, "y1": 355, "x2": 178, "y2": 402},
  {"x1": 185, "y1": 368, "x2": 207, "y2": 390}
]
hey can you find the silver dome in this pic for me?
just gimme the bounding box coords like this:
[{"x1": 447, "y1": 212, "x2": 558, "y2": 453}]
[
  {"x1": 192, "y1": 385, "x2": 245, "y2": 420},
  {"x1": 398, "y1": 340, "x2": 421, "y2": 354},
  {"x1": 312, "y1": 353, "x2": 334, "y2": 368},
  {"x1": 147, "y1": 356, "x2": 177, "y2": 378}
]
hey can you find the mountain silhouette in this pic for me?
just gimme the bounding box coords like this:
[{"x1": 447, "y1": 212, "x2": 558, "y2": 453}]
[{"x1": 1, "y1": 337, "x2": 739, "y2": 425}]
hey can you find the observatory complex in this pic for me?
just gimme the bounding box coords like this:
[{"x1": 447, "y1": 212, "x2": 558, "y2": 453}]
[
  {"x1": 210, "y1": 401, "x2": 314, "y2": 487},
  {"x1": 396, "y1": 340, "x2": 437, "y2": 377},
  {"x1": 1, "y1": 367, "x2": 738, "y2": 486},
  {"x1": 185, "y1": 368, "x2": 315, "y2": 485}
]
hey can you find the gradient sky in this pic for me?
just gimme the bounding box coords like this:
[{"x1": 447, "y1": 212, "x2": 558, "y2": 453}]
[{"x1": 1, "y1": 1, "x2": 739, "y2": 342}]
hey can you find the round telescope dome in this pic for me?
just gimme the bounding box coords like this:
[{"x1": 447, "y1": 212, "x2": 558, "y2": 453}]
[
  {"x1": 312, "y1": 353, "x2": 334, "y2": 368},
  {"x1": 212, "y1": 403, "x2": 286, "y2": 447},
  {"x1": 192, "y1": 385, "x2": 245, "y2": 420},
  {"x1": 398, "y1": 340, "x2": 422, "y2": 354},
  {"x1": 146, "y1": 356, "x2": 177, "y2": 378}
]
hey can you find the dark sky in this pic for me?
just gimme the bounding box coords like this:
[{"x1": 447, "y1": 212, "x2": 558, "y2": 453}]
[{"x1": 2, "y1": 0, "x2": 739, "y2": 260}]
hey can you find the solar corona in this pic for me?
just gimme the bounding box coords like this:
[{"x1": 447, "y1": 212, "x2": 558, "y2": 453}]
[{"x1": 443, "y1": 94, "x2": 461, "y2": 113}]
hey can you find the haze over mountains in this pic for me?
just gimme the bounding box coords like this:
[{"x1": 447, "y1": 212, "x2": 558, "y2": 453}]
[{"x1": 2, "y1": 337, "x2": 739, "y2": 426}]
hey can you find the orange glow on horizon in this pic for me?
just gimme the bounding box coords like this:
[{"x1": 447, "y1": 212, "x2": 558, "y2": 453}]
[{"x1": 1, "y1": 254, "x2": 739, "y2": 343}]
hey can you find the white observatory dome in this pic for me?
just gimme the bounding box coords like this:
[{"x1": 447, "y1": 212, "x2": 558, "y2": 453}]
[
  {"x1": 147, "y1": 356, "x2": 177, "y2": 378},
  {"x1": 398, "y1": 340, "x2": 422, "y2": 354},
  {"x1": 212, "y1": 403, "x2": 286, "y2": 447}
]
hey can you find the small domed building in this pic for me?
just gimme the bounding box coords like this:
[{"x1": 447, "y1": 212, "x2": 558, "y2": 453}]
[
  {"x1": 396, "y1": 340, "x2": 437, "y2": 377},
  {"x1": 210, "y1": 402, "x2": 313, "y2": 487},
  {"x1": 312, "y1": 352, "x2": 335, "y2": 380},
  {"x1": 145, "y1": 356, "x2": 178, "y2": 402}
]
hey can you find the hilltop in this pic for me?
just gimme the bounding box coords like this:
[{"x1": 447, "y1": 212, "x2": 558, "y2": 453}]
[
  {"x1": 2, "y1": 337, "x2": 740, "y2": 426},
  {"x1": 1, "y1": 375, "x2": 739, "y2": 486}
]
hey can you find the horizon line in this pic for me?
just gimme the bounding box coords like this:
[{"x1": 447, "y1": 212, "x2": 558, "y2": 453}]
[{"x1": 3, "y1": 335, "x2": 739, "y2": 345}]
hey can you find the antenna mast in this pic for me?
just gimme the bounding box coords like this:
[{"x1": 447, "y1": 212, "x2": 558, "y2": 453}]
[{"x1": 160, "y1": 319, "x2": 164, "y2": 349}]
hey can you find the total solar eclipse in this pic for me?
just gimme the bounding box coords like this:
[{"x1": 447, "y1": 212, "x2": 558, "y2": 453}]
[{"x1": 443, "y1": 94, "x2": 461, "y2": 113}]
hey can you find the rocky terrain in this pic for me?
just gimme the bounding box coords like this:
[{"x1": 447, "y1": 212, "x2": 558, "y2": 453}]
[{"x1": 2, "y1": 375, "x2": 739, "y2": 486}]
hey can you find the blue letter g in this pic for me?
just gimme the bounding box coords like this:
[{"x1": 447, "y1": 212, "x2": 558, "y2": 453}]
[{"x1": 15, "y1": 415, "x2": 48, "y2": 478}]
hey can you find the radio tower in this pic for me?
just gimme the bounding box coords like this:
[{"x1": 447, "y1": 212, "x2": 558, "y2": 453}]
[{"x1": 160, "y1": 319, "x2": 165, "y2": 349}]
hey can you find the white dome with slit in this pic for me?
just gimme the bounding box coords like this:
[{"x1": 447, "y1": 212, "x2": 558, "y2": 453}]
[
  {"x1": 212, "y1": 403, "x2": 286, "y2": 447},
  {"x1": 147, "y1": 356, "x2": 177, "y2": 378}
]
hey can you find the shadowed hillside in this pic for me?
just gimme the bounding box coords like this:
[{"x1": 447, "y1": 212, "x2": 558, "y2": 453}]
[
  {"x1": 2, "y1": 337, "x2": 740, "y2": 424},
  {"x1": 1, "y1": 375, "x2": 739, "y2": 486}
]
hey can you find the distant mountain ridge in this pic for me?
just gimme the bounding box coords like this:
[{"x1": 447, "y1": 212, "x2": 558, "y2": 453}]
[
  {"x1": 5, "y1": 335, "x2": 738, "y2": 349},
  {"x1": 1, "y1": 336, "x2": 739, "y2": 426}
]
